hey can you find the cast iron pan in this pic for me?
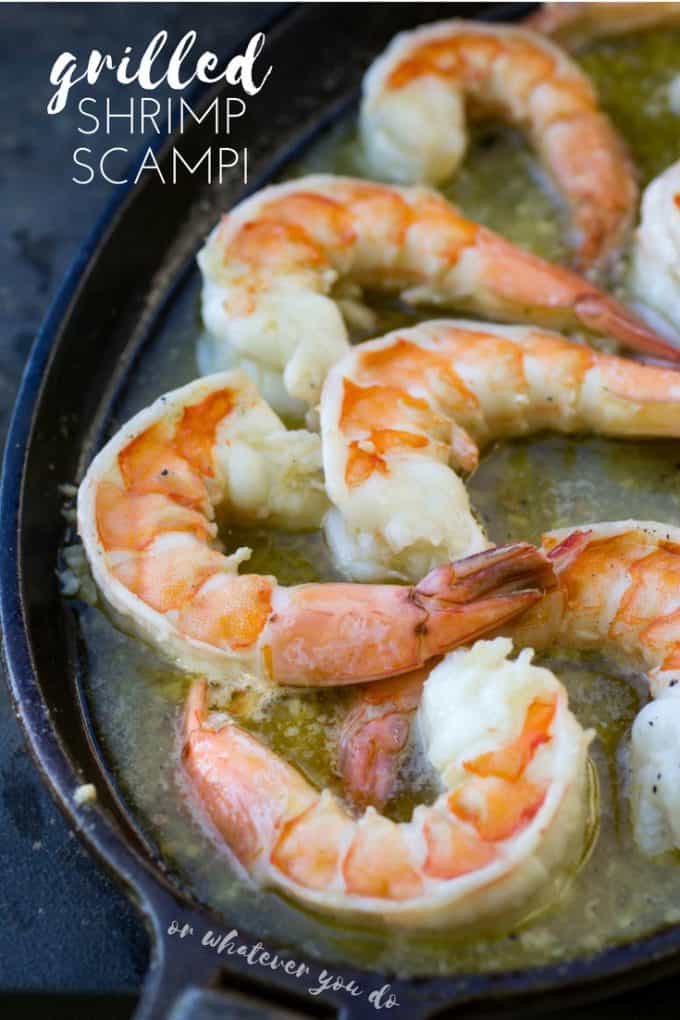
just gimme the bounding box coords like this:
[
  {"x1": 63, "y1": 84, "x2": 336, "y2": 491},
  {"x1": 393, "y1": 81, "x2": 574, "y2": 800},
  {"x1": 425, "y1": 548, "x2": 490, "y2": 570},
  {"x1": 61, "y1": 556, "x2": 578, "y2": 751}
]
[{"x1": 5, "y1": 4, "x2": 680, "y2": 1018}]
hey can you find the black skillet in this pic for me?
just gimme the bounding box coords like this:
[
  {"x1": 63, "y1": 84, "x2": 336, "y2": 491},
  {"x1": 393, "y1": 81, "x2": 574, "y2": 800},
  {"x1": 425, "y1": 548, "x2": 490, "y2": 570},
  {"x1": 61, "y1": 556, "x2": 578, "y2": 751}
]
[{"x1": 5, "y1": 4, "x2": 680, "y2": 1018}]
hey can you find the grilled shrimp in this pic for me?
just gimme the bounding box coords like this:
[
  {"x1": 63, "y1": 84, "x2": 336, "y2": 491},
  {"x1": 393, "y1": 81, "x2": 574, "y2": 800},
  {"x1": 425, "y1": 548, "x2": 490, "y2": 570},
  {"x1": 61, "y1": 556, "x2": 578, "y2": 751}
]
[
  {"x1": 514, "y1": 522, "x2": 680, "y2": 856},
  {"x1": 77, "y1": 370, "x2": 554, "y2": 691},
  {"x1": 631, "y1": 159, "x2": 680, "y2": 336},
  {"x1": 320, "y1": 320, "x2": 680, "y2": 583},
  {"x1": 197, "y1": 176, "x2": 675, "y2": 411},
  {"x1": 526, "y1": 3, "x2": 680, "y2": 49},
  {"x1": 360, "y1": 21, "x2": 636, "y2": 268},
  {"x1": 342, "y1": 522, "x2": 680, "y2": 856},
  {"x1": 182, "y1": 638, "x2": 590, "y2": 927}
]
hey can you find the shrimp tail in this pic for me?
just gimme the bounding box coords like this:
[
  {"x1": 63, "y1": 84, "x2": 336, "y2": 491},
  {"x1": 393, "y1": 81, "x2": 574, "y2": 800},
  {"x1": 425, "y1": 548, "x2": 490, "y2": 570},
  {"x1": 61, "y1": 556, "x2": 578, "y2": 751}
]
[
  {"x1": 545, "y1": 529, "x2": 594, "y2": 573},
  {"x1": 267, "y1": 542, "x2": 556, "y2": 687},
  {"x1": 339, "y1": 670, "x2": 427, "y2": 811},
  {"x1": 574, "y1": 294, "x2": 680, "y2": 363},
  {"x1": 339, "y1": 708, "x2": 412, "y2": 811},
  {"x1": 337, "y1": 544, "x2": 557, "y2": 807},
  {"x1": 415, "y1": 543, "x2": 556, "y2": 659},
  {"x1": 416, "y1": 542, "x2": 556, "y2": 602}
]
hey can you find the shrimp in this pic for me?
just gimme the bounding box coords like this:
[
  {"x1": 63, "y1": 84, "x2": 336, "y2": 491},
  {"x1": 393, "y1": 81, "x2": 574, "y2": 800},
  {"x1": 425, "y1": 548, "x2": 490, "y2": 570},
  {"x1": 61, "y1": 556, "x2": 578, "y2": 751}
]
[
  {"x1": 339, "y1": 668, "x2": 429, "y2": 811},
  {"x1": 320, "y1": 320, "x2": 680, "y2": 583},
  {"x1": 526, "y1": 3, "x2": 680, "y2": 49},
  {"x1": 360, "y1": 21, "x2": 636, "y2": 269},
  {"x1": 197, "y1": 176, "x2": 676, "y2": 412},
  {"x1": 182, "y1": 638, "x2": 591, "y2": 927},
  {"x1": 343, "y1": 523, "x2": 680, "y2": 854},
  {"x1": 631, "y1": 160, "x2": 680, "y2": 337},
  {"x1": 77, "y1": 369, "x2": 555, "y2": 691},
  {"x1": 513, "y1": 521, "x2": 680, "y2": 856}
]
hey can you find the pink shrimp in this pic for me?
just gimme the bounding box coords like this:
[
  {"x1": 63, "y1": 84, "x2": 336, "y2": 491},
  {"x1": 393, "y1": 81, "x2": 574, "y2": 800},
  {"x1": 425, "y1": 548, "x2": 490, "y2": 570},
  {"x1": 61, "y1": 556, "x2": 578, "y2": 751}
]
[
  {"x1": 342, "y1": 521, "x2": 680, "y2": 848},
  {"x1": 182, "y1": 634, "x2": 590, "y2": 926},
  {"x1": 320, "y1": 320, "x2": 680, "y2": 584},
  {"x1": 360, "y1": 21, "x2": 637, "y2": 268},
  {"x1": 77, "y1": 370, "x2": 556, "y2": 690},
  {"x1": 198, "y1": 176, "x2": 678, "y2": 412}
]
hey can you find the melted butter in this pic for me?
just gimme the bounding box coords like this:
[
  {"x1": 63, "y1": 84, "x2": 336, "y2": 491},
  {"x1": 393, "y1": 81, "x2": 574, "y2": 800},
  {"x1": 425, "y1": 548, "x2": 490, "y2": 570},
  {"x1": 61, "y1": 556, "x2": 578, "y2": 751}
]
[
  {"x1": 71, "y1": 27, "x2": 680, "y2": 976},
  {"x1": 578, "y1": 30, "x2": 680, "y2": 187}
]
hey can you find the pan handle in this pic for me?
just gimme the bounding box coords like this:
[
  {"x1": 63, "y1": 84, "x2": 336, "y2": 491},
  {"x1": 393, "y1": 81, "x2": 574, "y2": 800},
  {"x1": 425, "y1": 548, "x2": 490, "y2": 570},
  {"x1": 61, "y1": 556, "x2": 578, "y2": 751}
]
[
  {"x1": 133, "y1": 910, "x2": 223, "y2": 1020},
  {"x1": 132, "y1": 877, "x2": 438, "y2": 1020},
  {"x1": 134, "y1": 932, "x2": 345, "y2": 1020},
  {"x1": 131, "y1": 890, "x2": 344, "y2": 1020},
  {"x1": 132, "y1": 884, "x2": 436, "y2": 1020},
  {"x1": 137, "y1": 945, "x2": 439, "y2": 1020},
  {"x1": 140, "y1": 982, "x2": 436, "y2": 1020}
]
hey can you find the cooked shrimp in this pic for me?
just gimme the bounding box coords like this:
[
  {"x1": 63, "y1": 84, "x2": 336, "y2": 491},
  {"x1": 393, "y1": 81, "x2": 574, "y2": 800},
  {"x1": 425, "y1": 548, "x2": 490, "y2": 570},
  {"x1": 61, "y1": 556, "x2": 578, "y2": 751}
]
[
  {"x1": 360, "y1": 21, "x2": 636, "y2": 269},
  {"x1": 77, "y1": 370, "x2": 555, "y2": 691},
  {"x1": 321, "y1": 320, "x2": 680, "y2": 583},
  {"x1": 182, "y1": 638, "x2": 590, "y2": 927},
  {"x1": 342, "y1": 522, "x2": 680, "y2": 850},
  {"x1": 509, "y1": 521, "x2": 680, "y2": 856},
  {"x1": 526, "y1": 3, "x2": 680, "y2": 49},
  {"x1": 631, "y1": 160, "x2": 680, "y2": 337},
  {"x1": 197, "y1": 176, "x2": 676, "y2": 412}
]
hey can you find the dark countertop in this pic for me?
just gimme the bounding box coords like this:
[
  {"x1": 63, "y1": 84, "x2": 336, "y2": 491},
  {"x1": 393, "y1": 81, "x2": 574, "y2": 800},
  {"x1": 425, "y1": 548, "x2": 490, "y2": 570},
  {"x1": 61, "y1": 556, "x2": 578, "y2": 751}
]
[{"x1": 1, "y1": 3, "x2": 679, "y2": 1018}]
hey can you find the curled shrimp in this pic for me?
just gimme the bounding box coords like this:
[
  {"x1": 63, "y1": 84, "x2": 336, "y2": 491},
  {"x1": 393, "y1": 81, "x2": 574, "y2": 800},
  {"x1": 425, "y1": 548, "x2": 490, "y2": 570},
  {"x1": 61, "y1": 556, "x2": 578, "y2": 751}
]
[
  {"x1": 320, "y1": 320, "x2": 680, "y2": 584},
  {"x1": 182, "y1": 638, "x2": 590, "y2": 927},
  {"x1": 526, "y1": 3, "x2": 680, "y2": 49},
  {"x1": 77, "y1": 369, "x2": 555, "y2": 691},
  {"x1": 511, "y1": 522, "x2": 680, "y2": 856},
  {"x1": 631, "y1": 159, "x2": 680, "y2": 336},
  {"x1": 197, "y1": 176, "x2": 676, "y2": 411},
  {"x1": 360, "y1": 21, "x2": 636, "y2": 269},
  {"x1": 342, "y1": 522, "x2": 680, "y2": 855}
]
